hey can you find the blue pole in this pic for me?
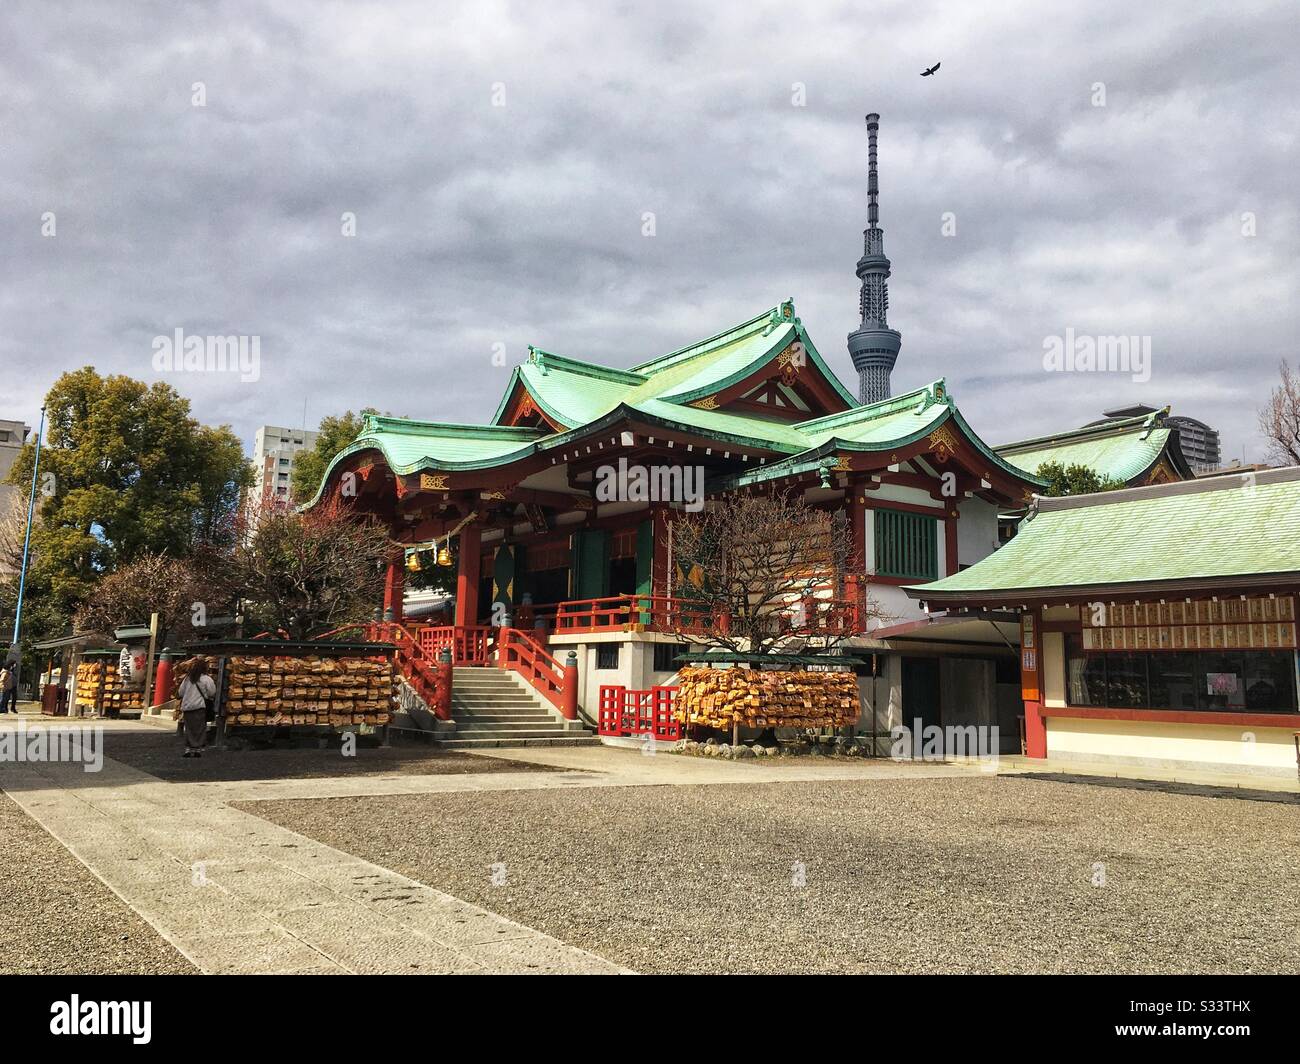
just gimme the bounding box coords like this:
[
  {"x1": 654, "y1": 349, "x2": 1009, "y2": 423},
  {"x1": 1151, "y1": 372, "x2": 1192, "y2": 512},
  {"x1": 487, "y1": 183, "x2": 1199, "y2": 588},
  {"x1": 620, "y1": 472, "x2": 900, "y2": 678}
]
[{"x1": 11, "y1": 406, "x2": 46, "y2": 690}]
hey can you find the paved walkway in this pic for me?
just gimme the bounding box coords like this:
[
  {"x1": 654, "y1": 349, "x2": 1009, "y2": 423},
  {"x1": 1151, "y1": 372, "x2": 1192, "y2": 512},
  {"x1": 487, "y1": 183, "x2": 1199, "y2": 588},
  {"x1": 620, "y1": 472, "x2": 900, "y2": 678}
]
[
  {"x1": 0, "y1": 719, "x2": 626, "y2": 974},
  {"x1": 8, "y1": 706, "x2": 1289, "y2": 974}
]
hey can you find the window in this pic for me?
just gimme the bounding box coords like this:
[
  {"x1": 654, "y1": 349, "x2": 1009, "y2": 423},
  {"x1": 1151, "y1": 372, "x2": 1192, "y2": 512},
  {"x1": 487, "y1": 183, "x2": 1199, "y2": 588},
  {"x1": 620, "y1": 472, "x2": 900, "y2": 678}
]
[
  {"x1": 596, "y1": 644, "x2": 620, "y2": 670},
  {"x1": 653, "y1": 642, "x2": 684, "y2": 672},
  {"x1": 1065, "y1": 634, "x2": 1298, "y2": 713},
  {"x1": 874, "y1": 508, "x2": 938, "y2": 580}
]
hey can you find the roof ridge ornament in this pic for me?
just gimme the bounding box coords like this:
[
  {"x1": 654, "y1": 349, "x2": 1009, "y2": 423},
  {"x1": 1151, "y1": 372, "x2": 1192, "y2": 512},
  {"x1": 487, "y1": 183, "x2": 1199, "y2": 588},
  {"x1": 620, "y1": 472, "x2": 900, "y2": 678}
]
[{"x1": 762, "y1": 299, "x2": 796, "y2": 336}]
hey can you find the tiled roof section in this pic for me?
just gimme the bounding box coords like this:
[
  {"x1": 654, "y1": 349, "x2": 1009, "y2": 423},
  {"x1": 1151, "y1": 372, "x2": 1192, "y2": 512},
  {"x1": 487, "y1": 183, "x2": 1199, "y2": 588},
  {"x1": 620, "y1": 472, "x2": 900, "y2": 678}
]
[
  {"x1": 507, "y1": 352, "x2": 645, "y2": 428},
  {"x1": 307, "y1": 302, "x2": 1044, "y2": 506},
  {"x1": 301, "y1": 416, "x2": 545, "y2": 507},
  {"x1": 495, "y1": 300, "x2": 857, "y2": 428},
  {"x1": 909, "y1": 466, "x2": 1300, "y2": 599},
  {"x1": 995, "y1": 410, "x2": 1182, "y2": 484}
]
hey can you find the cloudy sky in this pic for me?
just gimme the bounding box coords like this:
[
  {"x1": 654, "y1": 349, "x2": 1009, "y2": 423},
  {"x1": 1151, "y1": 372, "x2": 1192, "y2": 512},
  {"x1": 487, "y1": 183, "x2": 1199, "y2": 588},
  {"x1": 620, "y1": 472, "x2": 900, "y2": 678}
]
[{"x1": 3, "y1": 0, "x2": 1296, "y2": 464}]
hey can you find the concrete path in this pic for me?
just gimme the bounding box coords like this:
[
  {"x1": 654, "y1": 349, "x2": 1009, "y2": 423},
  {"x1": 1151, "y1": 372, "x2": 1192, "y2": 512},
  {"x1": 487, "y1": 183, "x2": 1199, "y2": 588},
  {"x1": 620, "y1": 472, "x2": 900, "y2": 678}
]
[
  {"x1": 0, "y1": 745, "x2": 627, "y2": 974},
  {"x1": 12, "y1": 705, "x2": 1284, "y2": 975}
]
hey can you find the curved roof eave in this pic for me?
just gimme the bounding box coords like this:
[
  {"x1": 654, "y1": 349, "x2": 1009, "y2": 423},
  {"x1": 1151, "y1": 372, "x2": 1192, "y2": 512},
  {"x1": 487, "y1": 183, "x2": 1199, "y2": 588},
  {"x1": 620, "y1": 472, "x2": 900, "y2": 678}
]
[
  {"x1": 708, "y1": 407, "x2": 1048, "y2": 492},
  {"x1": 302, "y1": 431, "x2": 544, "y2": 510},
  {"x1": 535, "y1": 402, "x2": 803, "y2": 456},
  {"x1": 657, "y1": 320, "x2": 857, "y2": 409}
]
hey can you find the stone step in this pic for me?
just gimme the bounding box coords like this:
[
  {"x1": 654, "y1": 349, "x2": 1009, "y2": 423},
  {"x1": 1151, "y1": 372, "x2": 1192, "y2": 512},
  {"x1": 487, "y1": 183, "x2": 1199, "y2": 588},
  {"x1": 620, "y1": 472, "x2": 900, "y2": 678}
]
[
  {"x1": 450, "y1": 702, "x2": 545, "y2": 713},
  {"x1": 437, "y1": 735, "x2": 600, "y2": 749},
  {"x1": 452, "y1": 728, "x2": 583, "y2": 740},
  {"x1": 455, "y1": 721, "x2": 570, "y2": 732},
  {"x1": 452, "y1": 713, "x2": 558, "y2": 723},
  {"x1": 452, "y1": 681, "x2": 538, "y2": 691},
  {"x1": 452, "y1": 684, "x2": 532, "y2": 695}
]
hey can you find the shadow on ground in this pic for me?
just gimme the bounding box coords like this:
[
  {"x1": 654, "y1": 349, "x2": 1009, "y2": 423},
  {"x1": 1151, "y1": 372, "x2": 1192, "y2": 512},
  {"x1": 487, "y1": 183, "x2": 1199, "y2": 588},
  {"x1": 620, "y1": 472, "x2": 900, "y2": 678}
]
[{"x1": 97, "y1": 727, "x2": 560, "y2": 783}]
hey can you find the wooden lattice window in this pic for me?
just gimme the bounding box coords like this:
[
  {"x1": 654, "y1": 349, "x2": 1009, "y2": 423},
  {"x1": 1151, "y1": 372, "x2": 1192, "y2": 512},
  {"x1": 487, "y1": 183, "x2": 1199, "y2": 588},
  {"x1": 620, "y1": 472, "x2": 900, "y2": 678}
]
[{"x1": 874, "y1": 508, "x2": 938, "y2": 580}]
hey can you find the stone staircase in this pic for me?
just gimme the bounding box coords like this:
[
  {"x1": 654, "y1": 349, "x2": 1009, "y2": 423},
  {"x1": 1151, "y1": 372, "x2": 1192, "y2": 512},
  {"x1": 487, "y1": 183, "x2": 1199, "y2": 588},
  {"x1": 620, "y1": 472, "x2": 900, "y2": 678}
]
[{"x1": 440, "y1": 667, "x2": 597, "y2": 749}]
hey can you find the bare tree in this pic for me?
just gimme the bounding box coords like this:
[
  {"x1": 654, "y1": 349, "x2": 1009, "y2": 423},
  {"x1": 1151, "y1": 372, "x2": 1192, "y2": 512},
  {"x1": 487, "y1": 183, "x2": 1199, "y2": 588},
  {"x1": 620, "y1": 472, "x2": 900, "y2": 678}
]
[
  {"x1": 0, "y1": 491, "x2": 29, "y2": 577},
  {"x1": 1259, "y1": 359, "x2": 1300, "y2": 466},
  {"x1": 73, "y1": 551, "x2": 214, "y2": 644},
  {"x1": 207, "y1": 497, "x2": 392, "y2": 640},
  {"x1": 666, "y1": 489, "x2": 879, "y2": 655}
]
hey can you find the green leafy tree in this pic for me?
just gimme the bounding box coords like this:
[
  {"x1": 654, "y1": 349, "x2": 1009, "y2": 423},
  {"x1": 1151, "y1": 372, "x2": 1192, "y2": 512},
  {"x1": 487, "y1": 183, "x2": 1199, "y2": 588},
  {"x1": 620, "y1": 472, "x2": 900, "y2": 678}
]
[
  {"x1": 1035, "y1": 461, "x2": 1124, "y2": 497},
  {"x1": 290, "y1": 409, "x2": 378, "y2": 502},
  {"x1": 5, "y1": 368, "x2": 252, "y2": 619}
]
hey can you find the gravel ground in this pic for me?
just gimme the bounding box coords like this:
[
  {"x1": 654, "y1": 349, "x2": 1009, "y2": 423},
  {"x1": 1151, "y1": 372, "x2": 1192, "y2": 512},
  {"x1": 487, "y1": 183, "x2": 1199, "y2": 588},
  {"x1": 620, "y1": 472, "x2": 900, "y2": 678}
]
[
  {"x1": 239, "y1": 776, "x2": 1300, "y2": 974},
  {"x1": 100, "y1": 728, "x2": 559, "y2": 783},
  {"x1": 0, "y1": 793, "x2": 196, "y2": 974}
]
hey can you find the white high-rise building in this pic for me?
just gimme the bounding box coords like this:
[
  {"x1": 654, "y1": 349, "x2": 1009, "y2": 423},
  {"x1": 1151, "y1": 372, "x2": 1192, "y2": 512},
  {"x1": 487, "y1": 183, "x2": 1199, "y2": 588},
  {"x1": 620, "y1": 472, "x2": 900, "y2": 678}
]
[
  {"x1": 0, "y1": 418, "x2": 32, "y2": 576},
  {"x1": 250, "y1": 424, "x2": 319, "y2": 511}
]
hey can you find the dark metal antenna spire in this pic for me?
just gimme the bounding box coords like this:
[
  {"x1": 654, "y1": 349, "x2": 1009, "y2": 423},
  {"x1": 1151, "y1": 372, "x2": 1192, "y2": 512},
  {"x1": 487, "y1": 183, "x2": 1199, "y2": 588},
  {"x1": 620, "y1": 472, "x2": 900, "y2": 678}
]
[{"x1": 847, "y1": 113, "x2": 903, "y2": 404}]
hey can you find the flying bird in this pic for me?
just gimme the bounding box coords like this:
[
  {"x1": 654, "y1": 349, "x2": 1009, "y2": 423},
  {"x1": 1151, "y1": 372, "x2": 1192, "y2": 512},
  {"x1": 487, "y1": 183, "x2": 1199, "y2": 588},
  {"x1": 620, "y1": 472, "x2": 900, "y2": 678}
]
[{"x1": 920, "y1": 62, "x2": 941, "y2": 76}]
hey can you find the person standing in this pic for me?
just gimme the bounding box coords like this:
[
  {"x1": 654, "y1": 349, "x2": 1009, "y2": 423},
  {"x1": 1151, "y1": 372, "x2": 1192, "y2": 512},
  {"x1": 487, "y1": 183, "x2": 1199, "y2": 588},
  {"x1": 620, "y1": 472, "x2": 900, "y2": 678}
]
[
  {"x1": 178, "y1": 655, "x2": 216, "y2": 758},
  {"x1": 0, "y1": 663, "x2": 17, "y2": 714}
]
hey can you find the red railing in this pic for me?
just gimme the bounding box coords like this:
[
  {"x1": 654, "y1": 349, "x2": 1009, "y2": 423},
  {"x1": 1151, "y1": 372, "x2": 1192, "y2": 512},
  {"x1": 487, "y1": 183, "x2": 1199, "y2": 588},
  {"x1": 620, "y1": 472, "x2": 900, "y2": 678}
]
[
  {"x1": 496, "y1": 627, "x2": 568, "y2": 712},
  {"x1": 543, "y1": 593, "x2": 862, "y2": 638},
  {"x1": 418, "y1": 625, "x2": 493, "y2": 666},
  {"x1": 550, "y1": 594, "x2": 715, "y2": 634},
  {"x1": 367, "y1": 621, "x2": 450, "y2": 720},
  {"x1": 598, "y1": 685, "x2": 681, "y2": 741}
]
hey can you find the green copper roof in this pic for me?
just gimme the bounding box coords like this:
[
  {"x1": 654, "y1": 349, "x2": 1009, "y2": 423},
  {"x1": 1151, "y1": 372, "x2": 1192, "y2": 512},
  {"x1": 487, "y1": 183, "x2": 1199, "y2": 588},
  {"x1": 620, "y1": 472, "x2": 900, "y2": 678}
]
[
  {"x1": 301, "y1": 416, "x2": 545, "y2": 508},
  {"x1": 797, "y1": 382, "x2": 950, "y2": 448},
  {"x1": 908, "y1": 468, "x2": 1300, "y2": 602},
  {"x1": 344, "y1": 416, "x2": 542, "y2": 470},
  {"x1": 995, "y1": 410, "x2": 1189, "y2": 484},
  {"x1": 503, "y1": 356, "x2": 642, "y2": 428},
  {"x1": 308, "y1": 302, "x2": 1042, "y2": 506},
  {"x1": 713, "y1": 383, "x2": 1049, "y2": 491},
  {"x1": 493, "y1": 300, "x2": 857, "y2": 430}
]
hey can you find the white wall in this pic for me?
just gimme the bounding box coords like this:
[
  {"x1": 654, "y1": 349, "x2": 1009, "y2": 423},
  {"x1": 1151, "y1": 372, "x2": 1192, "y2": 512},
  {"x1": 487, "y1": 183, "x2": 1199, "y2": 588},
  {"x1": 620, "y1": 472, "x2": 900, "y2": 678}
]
[
  {"x1": 1047, "y1": 716, "x2": 1298, "y2": 777},
  {"x1": 956, "y1": 497, "x2": 999, "y2": 567}
]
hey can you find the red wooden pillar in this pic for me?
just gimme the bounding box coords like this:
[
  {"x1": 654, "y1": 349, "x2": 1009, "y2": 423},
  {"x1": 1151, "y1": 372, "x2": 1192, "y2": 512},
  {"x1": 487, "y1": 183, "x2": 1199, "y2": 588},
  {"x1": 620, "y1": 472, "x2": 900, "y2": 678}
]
[
  {"x1": 944, "y1": 508, "x2": 960, "y2": 576},
  {"x1": 1020, "y1": 609, "x2": 1046, "y2": 758},
  {"x1": 383, "y1": 552, "x2": 405, "y2": 622},
  {"x1": 455, "y1": 522, "x2": 482, "y2": 627},
  {"x1": 560, "y1": 650, "x2": 578, "y2": 721},
  {"x1": 650, "y1": 504, "x2": 671, "y2": 601},
  {"x1": 434, "y1": 650, "x2": 454, "y2": 720},
  {"x1": 845, "y1": 478, "x2": 868, "y2": 625},
  {"x1": 152, "y1": 652, "x2": 175, "y2": 708}
]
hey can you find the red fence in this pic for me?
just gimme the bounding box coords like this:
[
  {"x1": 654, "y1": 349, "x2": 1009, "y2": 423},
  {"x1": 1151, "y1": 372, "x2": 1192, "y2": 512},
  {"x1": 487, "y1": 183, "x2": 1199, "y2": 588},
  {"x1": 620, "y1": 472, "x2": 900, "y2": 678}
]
[
  {"x1": 598, "y1": 684, "x2": 681, "y2": 741},
  {"x1": 519, "y1": 594, "x2": 863, "y2": 638},
  {"x1": 418, "y1": 625, "x2": 493, "y2": 666},
  {"x1": 551, "y1": 594, "x2": 716, "y2": 634}
]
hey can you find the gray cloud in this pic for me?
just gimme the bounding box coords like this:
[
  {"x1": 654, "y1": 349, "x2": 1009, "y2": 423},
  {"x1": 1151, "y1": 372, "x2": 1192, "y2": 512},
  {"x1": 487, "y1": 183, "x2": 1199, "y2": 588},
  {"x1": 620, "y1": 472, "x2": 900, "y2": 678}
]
[{"x1": 1, "y1": 0, "x2": 1295, "y2": 462}]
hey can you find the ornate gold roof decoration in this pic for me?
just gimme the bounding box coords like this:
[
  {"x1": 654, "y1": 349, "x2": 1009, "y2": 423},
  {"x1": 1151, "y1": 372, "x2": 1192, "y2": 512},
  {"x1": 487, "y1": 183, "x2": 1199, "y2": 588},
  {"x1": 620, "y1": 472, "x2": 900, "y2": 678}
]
[
  {"x1": 420, "y1": 473, "x2": 450, "y2": 491},
  {"x1": 691, "y1": 396, "x2": 720, "y2": 410},
  {"x1": 927, "y1": 422, "x2": 961, "y2": 463}
]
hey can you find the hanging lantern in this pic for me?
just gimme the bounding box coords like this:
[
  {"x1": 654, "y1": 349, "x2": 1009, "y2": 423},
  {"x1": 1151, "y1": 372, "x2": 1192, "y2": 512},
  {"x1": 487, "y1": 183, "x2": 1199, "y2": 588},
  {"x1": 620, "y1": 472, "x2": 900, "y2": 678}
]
[
  {"x1": 406, "y1": 551, "x2": 422, "y2": 573},
  {"x1": 436, "y1": 541, "x2": 452, "y2": 567}
]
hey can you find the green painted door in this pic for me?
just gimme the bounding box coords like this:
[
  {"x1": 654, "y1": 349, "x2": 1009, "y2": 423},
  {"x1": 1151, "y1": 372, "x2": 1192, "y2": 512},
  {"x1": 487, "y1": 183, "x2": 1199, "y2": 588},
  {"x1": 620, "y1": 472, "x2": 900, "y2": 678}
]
[{"x1": 572, "y1": 529, "x2": 609, "y2": 600}]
